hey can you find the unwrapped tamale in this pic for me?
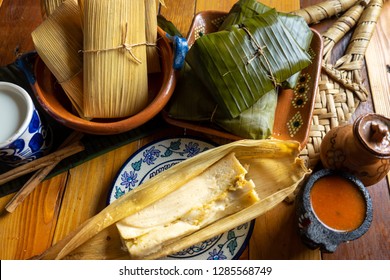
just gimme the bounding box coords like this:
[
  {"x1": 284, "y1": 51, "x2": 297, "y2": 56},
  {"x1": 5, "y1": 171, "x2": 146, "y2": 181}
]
[{"x1": 116, "y1": 152, "x2": 259, "y2": 258}]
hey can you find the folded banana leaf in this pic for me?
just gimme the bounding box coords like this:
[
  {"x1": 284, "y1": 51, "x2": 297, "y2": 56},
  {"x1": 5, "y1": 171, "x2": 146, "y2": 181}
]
[
  {"x1": 219, "y1": 0, "x2": 313, "y2": 89},
  {"x1": 186, "y1": 9, "x2": 312, "y2": 118},
  {"x1": 166, "y1": 62, "x2": 277, "y2": 139}
]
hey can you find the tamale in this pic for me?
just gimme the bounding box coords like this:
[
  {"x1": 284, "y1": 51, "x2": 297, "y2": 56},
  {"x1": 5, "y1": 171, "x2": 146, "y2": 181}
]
[
  {"x1": 186, "y1": 9, "x2": 312, "y2": 118},
  {"x1": 82, "y1": 0, "x2": 149, "y2": 118},
  {"x1": 116, "y1": 152, "x2": 259, "y2": 259},
  {"x1": 34, "y1": 139, "x2": 309, "y2": 260},
  {"x1": 32, "y1": 0, "x2": 84, "y2": 116},
  {"x1": 166, "y1": 62, "x2": 277, "y2": 139},
  {"x1": 218, "y1": 0, "x2": 313, "y2": 88},
  {"x1": 145, "y1": 0, "x2": 161, "y2": 73}
]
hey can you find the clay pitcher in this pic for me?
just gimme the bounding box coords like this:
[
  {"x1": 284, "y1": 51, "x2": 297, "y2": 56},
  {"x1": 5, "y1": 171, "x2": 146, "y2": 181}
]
[{"x1": 320, "y1": 113, "x2": 390, "y2": 186}]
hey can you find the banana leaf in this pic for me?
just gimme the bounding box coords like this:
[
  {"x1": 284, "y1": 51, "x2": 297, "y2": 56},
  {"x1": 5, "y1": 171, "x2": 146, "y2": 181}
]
[
  {"x1": 219, "y1": 0, "x2": 313, "y2": 88},
  {"x1": 166, "y1": 62, "x2": 277, "y2": 139},
  {"x1": 186, "y1": 8, "x2": 312, "y2": 118}
]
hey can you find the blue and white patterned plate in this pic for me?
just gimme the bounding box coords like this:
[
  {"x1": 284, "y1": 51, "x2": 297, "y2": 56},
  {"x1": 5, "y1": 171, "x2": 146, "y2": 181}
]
[{"x1": 108, "y1": 136, "x2": 254, "y2": 260}]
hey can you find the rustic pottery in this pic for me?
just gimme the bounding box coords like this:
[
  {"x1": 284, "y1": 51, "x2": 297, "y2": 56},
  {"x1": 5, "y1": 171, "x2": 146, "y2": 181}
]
[
  {"x1": 320, "y1": 113, "x2": 390, "y2": 186},
  {"x1": 296, "y1": 169, "x2": 373, "y2": 253},
  {"x1": 33, "y1": 27, "x2": 176, "y2": 135}
]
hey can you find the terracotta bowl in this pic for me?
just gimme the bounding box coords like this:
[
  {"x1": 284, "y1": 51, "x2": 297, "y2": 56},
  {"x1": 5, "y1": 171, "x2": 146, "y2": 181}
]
[{"x1": 33, "y1": 27, "x2": 176, "y2": 135}]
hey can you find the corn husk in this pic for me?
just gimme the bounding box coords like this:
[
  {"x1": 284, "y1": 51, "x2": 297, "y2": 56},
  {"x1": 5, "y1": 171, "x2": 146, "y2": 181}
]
[
  {"x1": 32, "y1": 0, "x2": 84, "y2": 116},
  {"x1": 34, "y1": 139, "x2": 309, "y2": 260},
  {"x1": 82, "y1": 0, "x2": 149, "y2": 118},
  {"x1": 41, "y1": 0, "x2": 64, "y2": 17},
  {"x1": 145, "y1": 0, "x2": 161, "y2": 73},
  {"x1": 186, "y1": 9, "x2": 312, "y2": 118}
]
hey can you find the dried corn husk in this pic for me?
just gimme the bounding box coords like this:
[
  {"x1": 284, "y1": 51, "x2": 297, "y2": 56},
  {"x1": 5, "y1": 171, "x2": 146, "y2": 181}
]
[
  {"x1": 34, "y1": 139, "x2": 309, "y2": 260},
  {"x1": 32, "y1": 0, "x2": 84, "y2": 116},
  {"x1": 82, "y1": 0, "x2": 149, "y2": 118},
  {"x1": 291, "y1": 0, "x2": 360, "y2": 24},
  {"x1": 41, "y1": 0, "x2": 65, "y2": 17},
  {"x1": 145, "y1": 0, "x2": 161, "y2": 73}
]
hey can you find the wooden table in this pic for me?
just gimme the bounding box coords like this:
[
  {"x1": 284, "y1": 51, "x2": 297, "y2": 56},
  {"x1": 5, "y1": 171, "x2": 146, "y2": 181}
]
[{"x1": 0, "y1": 0, "x2": 389, "y2": 260}]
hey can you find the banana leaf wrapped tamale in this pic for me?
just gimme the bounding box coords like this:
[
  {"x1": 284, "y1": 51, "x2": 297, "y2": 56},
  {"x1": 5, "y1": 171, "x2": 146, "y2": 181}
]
[
  {"x1": 219, "y1": 0, "x2": 313, "y2": 89},
  {"x1": 186, "y1": 9, "x2": 312, "y2": 119},
  {"x1": 166, "y1": 62, "x2": 277, "y2": 139}
]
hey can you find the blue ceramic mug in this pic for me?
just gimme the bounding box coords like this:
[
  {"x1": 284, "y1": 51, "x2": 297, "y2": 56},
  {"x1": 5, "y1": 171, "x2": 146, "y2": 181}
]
[{"x1": 0, "y1": 81, "x2": 52, "y2": 166}]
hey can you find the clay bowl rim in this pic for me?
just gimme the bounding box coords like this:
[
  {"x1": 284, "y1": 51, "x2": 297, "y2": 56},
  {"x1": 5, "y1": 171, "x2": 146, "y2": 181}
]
[
  {"x1": 33, "y1": 27, "x2": 176, "y2": 135},
  {"x1": 301, "y1": 169, "x2": 373, "y2": 252}
]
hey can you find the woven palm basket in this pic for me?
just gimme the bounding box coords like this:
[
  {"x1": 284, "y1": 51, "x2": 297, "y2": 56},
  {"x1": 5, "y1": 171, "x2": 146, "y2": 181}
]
[{"x1": 293, "y1": 0, "x2": 384, "y2": 169}]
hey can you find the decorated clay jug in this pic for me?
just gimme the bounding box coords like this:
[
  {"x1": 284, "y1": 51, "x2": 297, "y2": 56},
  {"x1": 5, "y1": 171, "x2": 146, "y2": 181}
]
[{"x1": 320, "y1": 113, "x2": 390, "y2": 186}]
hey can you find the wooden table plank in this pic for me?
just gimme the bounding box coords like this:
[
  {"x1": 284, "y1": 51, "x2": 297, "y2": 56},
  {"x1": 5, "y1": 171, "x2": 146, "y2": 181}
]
[{"x1": 0, "y1": 174, "x2": 67, "y2": 259}]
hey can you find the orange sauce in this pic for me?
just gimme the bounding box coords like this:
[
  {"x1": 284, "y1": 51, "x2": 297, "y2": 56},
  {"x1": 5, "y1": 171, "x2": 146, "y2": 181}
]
[{"x1": 310, "y1": 175, "x2": 366, "y2": 232}]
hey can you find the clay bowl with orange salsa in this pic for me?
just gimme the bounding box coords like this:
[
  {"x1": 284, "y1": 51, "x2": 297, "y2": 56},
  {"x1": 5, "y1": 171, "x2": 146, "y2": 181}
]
[{"x1": 296, "y1": 169, "x2": 373, "y2": 253}]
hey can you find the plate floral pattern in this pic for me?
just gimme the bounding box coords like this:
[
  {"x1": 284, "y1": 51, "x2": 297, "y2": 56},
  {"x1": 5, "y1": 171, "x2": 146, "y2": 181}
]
[{"x1": 108, "y1": 137, "x2": 254, "y2": 260}]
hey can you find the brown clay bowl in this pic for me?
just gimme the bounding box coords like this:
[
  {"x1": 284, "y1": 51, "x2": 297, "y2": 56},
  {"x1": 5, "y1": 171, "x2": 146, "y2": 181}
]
[{"x1": 33, "y1": 27, "x2": 176, "y2": 135}]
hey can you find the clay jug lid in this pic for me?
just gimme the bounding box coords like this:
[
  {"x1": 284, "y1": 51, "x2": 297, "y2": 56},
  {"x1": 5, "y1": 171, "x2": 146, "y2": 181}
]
[{"x1": 354, "y1": 113, "x2": 390, "y2": 157}]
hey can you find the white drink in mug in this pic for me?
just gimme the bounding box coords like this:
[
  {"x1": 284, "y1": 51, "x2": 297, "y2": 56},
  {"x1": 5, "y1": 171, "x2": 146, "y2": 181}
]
[
  {"x1": 0, "y1": 82, "x2": 51, "y2": 166},
  {"x1": 0, "y1": 84, "x2": 29, "y2": 143}
]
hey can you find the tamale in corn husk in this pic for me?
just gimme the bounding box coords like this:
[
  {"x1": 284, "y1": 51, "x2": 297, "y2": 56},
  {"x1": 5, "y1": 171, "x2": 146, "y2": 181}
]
[
  {"x1": 186, "y1": 9, "x2": 312, "y2": 119},
  {"x1": 33, "y1": 139, "x2": 309, "y2": 260},
  {"x1": 117, "y1": 152, "x2": 259, "y2": 258},
  {"x1": 82, "y1": 0, "x2": 149, "y2": 118},
  {"x1": 32, "y1": 0, "x2": 84, "y2": 116},
  {"x1": 145, "y1": 0, "x2": 161, "y2": 73}
]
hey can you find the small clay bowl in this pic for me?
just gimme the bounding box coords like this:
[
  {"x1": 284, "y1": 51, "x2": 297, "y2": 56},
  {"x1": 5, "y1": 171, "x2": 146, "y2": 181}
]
[
  {"x1": 296, "y1": 169, "x2": 373, "y2": 253},
  {"x1": 33, "y1": 27, "x2": 176, "y2": 135}
]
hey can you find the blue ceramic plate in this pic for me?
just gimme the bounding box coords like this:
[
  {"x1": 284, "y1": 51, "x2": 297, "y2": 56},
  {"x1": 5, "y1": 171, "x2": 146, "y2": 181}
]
[{"x1": 108, "y1": 136, "x2": 254, "y2": 260}]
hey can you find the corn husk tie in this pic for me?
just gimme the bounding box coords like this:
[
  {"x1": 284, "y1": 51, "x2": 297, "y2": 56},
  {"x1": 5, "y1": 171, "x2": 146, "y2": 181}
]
[
  {"x1": 82, "y1": 0, "x2": 149, "y2": 118},
  {"x1": 33, "y1": 139, "x2": 309, "y2": 260},
  {"x1": 81, "y1": 23, "x2": 156, "y2": 65}
]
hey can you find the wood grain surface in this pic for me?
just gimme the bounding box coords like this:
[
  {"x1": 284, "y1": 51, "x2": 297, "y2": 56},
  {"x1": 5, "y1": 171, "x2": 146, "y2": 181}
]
[{"x1": 0, "y1": 0, "x2": 389, "y2": 260}]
